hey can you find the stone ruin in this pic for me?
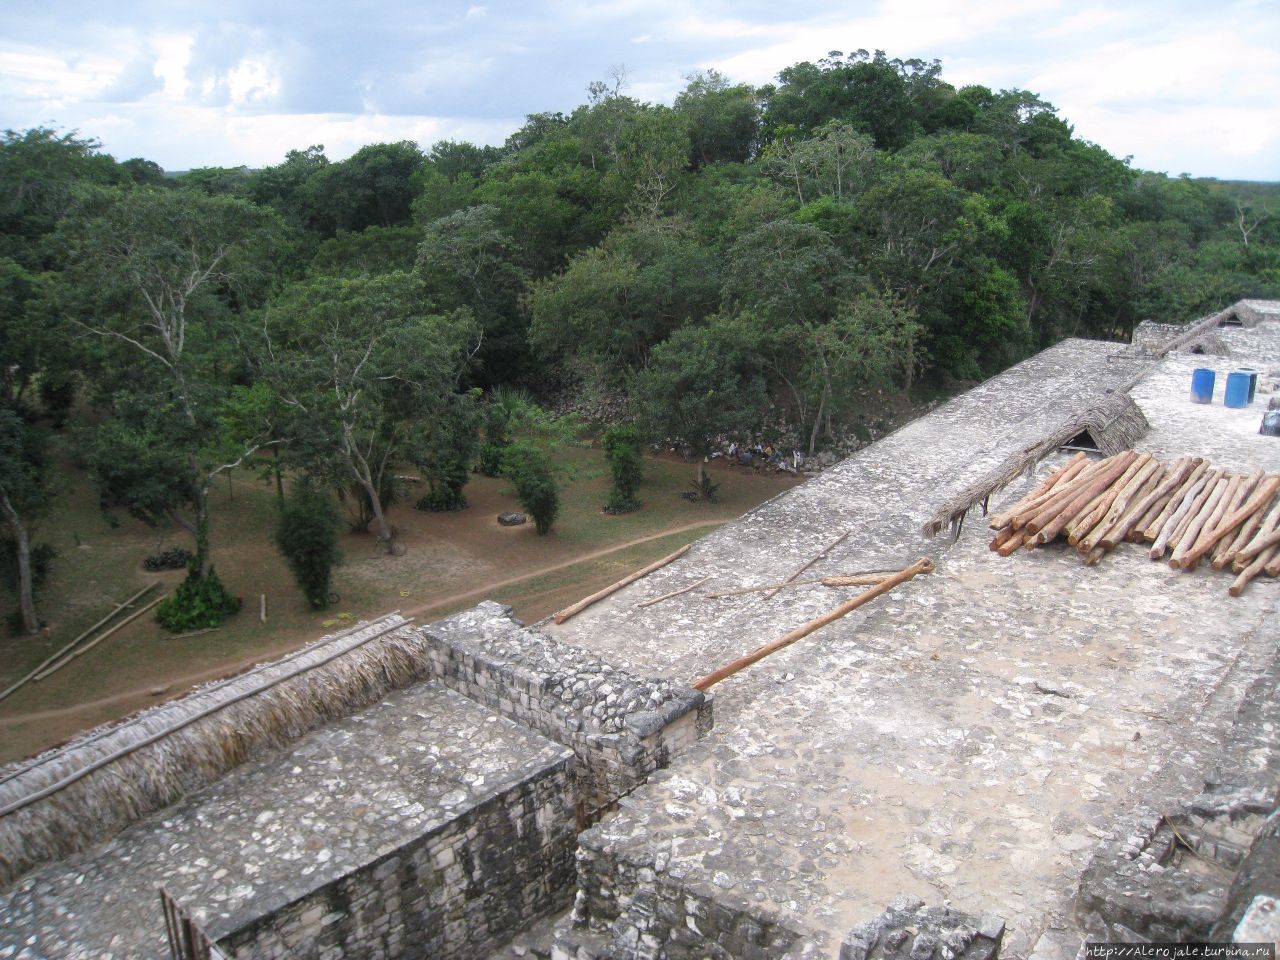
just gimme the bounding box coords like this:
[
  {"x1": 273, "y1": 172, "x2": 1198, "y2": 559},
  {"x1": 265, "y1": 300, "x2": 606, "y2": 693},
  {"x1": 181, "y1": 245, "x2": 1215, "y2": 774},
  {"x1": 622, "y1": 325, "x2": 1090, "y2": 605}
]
[{"x1": 2, "y1": 299, "x2": 1280, "y2": 960}]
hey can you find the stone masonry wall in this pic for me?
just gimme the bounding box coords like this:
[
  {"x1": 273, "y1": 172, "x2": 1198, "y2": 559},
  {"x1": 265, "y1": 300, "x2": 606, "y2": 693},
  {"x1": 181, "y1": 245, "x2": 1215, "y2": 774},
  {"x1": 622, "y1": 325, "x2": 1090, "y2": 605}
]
[
  {"x1": 215, "y1": 750, "x2": 577, "y2": 960},
  {"x1": 421, "y1": 602, "x2": 713, "y2": 820},
  {"x1": 557, "y1": 816, "x2": 805, "y2": 960}
]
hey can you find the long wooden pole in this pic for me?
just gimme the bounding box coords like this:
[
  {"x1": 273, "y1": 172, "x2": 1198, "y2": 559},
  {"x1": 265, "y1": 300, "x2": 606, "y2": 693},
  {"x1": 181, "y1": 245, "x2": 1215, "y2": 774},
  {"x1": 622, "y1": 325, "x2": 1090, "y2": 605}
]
[
  {"x1": 636, "y1": 577, "x2": 710, "y2": 609},
  {"x1": 1103, "y1": 457, "x2": 1197, "y2": 550},
  {"x1": 1143, "y1": 461, "x2": 1209, "y2": 541},
  {"x1": 763, "y1": 530, "x2": 850, "y2": 600},
  {"x1": 706, "y1": 568, "x2": 895, "y2": 599},
  {"x1": 989, "y1": 452, "x2": 1088, "y2": 529},
  {"x1": 0, "y1": 583, "x2": 157, "y2": 704},
  {"x1": 692, "y1": 557, "x2": 935, "y2": 691},
  {"x1": 34, "y1": 595, "x2": 166, "y2": 681},
  {"x1": 1181, "y1": 475, "x2": 1280, "y2": 570},
  {"x1": 553, "y1": 544, "x2": 692, "y2": 624}
]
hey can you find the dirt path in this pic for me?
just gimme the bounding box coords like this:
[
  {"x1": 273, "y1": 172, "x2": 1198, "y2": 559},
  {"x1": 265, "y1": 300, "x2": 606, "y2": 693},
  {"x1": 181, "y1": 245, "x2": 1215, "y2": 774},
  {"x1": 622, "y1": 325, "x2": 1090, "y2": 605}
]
[{"x1": 0, "y1": 520, "x2": 722, "y2": 737}]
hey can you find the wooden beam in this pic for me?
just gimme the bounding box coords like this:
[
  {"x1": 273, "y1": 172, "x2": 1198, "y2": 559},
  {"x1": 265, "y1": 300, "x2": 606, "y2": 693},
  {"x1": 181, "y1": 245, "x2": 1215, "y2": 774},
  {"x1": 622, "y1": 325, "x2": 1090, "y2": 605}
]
[
  {"x1": 692, "y1": 558, "x2": 935, "y2": 692},
  {"x1": 553, "y1": 544, "x2": 692, "y2": 624}
]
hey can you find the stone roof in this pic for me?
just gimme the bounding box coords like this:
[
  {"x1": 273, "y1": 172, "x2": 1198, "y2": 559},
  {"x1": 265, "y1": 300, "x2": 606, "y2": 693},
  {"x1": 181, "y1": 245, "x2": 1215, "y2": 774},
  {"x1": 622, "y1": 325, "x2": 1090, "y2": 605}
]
[{"x1": 548, "y1": 303, "x2": 1280, "y2": 957}]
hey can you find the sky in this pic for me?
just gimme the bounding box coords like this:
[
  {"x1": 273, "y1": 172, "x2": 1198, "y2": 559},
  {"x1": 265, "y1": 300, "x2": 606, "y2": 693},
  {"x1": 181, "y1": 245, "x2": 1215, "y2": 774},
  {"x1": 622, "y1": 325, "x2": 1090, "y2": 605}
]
[{"x1": 2, "y1": 0, "x2": 1277, "y2": 180}]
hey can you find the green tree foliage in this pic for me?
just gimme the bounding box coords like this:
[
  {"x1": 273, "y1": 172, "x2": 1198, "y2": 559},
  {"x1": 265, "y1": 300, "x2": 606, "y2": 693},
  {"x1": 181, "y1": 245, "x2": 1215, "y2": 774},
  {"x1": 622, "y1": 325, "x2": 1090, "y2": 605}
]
[
  {"x1": 602, "y1": 423, "x2": 643, "y2": 513},
  {"x1": 634, "y1": 318, "x2": 769, "y2": 487},
  {"x1": 155, "y1": 566, "x2": 240, "y2": 632},
  {"x1": 0, "y1": 410, "x2": 57, "y2": 633},
  {"x1": 261, "y1": 271, "x2": 480, "y2": 550},
  {"x1": 502, "y1": 443, "x2": 560, "y2": 534},
  {"x1": 529, "y1": 221, "x2": 719, "y2": 382},
  {"x1": 417, "y1": 205, "x2": 531, "y2": 384},
  {"x1": 60, "y1": 187, "x2": 283, "y2": 578},
  {"x1": 275, "y1": 480, "x2": 343, "y2": 609}
]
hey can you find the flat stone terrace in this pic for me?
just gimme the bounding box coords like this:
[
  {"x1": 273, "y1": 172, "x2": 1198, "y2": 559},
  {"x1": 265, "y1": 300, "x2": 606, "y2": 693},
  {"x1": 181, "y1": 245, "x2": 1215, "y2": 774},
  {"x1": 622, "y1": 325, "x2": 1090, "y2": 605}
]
[
  {"x1": 550, "y1": 322, "x2": 1280, "y2": 958},
  {"x1": 0, "y1": 683, "x2": 572, "y2": 960}
]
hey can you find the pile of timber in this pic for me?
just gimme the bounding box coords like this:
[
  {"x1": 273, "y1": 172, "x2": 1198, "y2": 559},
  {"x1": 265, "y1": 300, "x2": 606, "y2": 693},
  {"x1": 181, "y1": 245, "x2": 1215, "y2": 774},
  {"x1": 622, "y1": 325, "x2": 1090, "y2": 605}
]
[{"x1": 990, "y1": 451, "x2": 1280, "y2": 596}]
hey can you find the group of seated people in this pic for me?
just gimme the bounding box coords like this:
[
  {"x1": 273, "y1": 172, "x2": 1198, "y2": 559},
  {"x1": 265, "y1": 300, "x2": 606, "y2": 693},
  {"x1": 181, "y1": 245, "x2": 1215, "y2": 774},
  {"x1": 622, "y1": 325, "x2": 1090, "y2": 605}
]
[{"x1": 721, "y1": 441, "x2": 804, "y2": 473}]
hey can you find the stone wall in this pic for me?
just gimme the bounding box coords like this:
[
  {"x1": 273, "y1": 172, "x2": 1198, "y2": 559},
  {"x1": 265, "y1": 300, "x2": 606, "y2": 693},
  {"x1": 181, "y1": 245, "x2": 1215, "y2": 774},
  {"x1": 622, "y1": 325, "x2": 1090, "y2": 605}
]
[
  {"x1": 556, "y1": 818, "x2": 804, "y2": 960},
  {"x1": 422, "y1": 602, "x2": 713, "y2": 820},
  {"x1": 216, "y1": 748, "x2": 577, "y2": 960}
]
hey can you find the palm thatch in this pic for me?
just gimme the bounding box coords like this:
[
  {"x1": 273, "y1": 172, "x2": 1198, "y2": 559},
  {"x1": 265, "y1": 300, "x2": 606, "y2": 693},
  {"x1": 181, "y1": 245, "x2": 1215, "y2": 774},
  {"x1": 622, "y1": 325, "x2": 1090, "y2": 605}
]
[
  {"x1": 0, "y1": 613, "x2": 427, "y2": 890},
  {"x1": 922, "y1": 393, "x2": 1149, "y2": 539}
]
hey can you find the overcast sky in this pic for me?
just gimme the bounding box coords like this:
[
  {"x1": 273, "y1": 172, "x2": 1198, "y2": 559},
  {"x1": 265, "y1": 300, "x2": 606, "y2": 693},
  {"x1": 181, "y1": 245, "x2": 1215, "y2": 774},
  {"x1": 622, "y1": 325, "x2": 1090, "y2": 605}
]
[{"x1": 3, "y1": 0, "x2": 1277, "y2": 180}]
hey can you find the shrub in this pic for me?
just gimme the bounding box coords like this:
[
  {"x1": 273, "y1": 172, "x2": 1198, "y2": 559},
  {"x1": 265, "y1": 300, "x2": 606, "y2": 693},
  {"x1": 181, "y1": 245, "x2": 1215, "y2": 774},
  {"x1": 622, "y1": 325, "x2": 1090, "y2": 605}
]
[
  {"x1": 143, "y1": 546, "x2": 193, "y2": 571},
  {"x1": 155, "y1": 566, "x2": 240, "y2": 631},
  {"x1": 417, "y1": 458, "x2": 469, "y2": 512},
  {"x1": 602, "y1": 424, "x2": 643, "y2": 514},
  {"x1": 275, "y1": 482, "x2": 344, "y2": 609},
  {"x1": 476, "y1": 442, "x2": 507, "y2": 477},
  {"x1": 502, "y1": 444, "x2": 560, "y2": 535}
]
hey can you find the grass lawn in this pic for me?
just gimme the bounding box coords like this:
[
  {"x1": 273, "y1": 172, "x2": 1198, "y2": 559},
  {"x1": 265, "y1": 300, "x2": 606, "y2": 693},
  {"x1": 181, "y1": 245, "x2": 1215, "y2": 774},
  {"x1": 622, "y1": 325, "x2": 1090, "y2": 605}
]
[{"x1": 0, "y1": 446, "x2": 800, "y2": 763}]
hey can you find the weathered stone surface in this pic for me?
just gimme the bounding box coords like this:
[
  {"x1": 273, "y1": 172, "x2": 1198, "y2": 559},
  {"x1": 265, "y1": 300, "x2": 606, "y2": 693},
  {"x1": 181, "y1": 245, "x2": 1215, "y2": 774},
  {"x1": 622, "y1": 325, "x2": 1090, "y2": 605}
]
[
  {"x1": 547, "y1": 313, "x2": 1280, "y2": 958},
  {"x1": 839, "y1": 897, "x2": 1003, "y2": 960},
  {"x1": 0, "y1": 684, "x2": 576, "y2": 960}
]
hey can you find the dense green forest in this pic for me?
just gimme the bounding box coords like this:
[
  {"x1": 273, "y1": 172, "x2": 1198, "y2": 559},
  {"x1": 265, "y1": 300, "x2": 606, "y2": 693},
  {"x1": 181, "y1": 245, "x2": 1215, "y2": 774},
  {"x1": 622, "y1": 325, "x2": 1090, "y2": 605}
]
[{"x1": 2, "y1": 49, "x2": 1277, "y2": 632}]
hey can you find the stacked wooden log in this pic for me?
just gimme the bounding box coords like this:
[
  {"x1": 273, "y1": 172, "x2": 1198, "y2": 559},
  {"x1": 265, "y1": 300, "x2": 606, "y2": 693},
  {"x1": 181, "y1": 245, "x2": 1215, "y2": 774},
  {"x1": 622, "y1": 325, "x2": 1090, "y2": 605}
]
[{"x1": 989, "y1": 451, "x2": 1280, "y2": 596}]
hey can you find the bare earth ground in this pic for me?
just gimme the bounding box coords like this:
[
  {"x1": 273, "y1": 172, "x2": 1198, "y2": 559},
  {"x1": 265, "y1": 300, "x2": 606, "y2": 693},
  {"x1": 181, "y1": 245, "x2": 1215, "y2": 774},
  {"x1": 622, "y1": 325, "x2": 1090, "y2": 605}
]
[{"x1": 0, "y1": 447, "x2": 801, "y2": 763}]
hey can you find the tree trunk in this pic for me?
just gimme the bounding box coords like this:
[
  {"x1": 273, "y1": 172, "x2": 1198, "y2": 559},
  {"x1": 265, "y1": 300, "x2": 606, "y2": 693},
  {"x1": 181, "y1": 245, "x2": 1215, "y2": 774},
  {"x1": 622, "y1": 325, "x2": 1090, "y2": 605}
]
[
  {"x1": 273, "y1": 447, "x2": 285, "y2": 508},
  {"x1": 194, "y1": 491, "x2": 212, "y2": 578},
  {"x1": 1, "y1": 493, "x2": 38, "y2": 634}
]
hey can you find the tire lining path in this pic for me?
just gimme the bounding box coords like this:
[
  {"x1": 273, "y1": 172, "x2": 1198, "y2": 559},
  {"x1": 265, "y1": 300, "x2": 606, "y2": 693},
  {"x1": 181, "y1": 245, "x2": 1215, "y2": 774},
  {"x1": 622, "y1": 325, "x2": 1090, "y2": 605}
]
[{"x1": 0, "y1": 520, "x2": 722, "y2": 737}]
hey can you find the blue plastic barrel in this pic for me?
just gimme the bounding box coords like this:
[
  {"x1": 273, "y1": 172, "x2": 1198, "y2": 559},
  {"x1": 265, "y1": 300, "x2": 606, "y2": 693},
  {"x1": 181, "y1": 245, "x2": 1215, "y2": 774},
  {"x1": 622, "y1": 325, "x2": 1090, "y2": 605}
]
[
  {"x1": 1237, "y1": 368, "x2": 1259, "y2": 403},
  {"x1": 1225, "y1": 371, "x2": 1251, "y2": 408},
  {"x1": 1190, "y1": 368, "x2": 1215, "y2": 404}
]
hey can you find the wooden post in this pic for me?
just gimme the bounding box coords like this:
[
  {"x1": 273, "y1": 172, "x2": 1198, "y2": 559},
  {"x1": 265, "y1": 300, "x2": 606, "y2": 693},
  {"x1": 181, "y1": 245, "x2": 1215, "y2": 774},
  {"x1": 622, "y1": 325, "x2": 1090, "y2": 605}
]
[
  {"x1": 636, "y1": 577, "x2": 710, "y2": 608},
  {"x1": 260, "y1": 593, "x2": 267, "y2": 623},
  {"x1": 0, "y1": 583, "x2": 157, "y2": 703},
  {"x1": 554, "y1": 544, "x2": 692, "y2": 624},
  {"x1": 1182, "y1": 475, "x2": 1280, "y2": 570},
  {"x1": 763, "y1": 530, "x2": 850, "y2": 600},
  {"x1": 692, "y1": 558, "x2": 935, "y2": 691},
  {"x1": 34, "y1": 595, "x2": 166, "y2": 681}
]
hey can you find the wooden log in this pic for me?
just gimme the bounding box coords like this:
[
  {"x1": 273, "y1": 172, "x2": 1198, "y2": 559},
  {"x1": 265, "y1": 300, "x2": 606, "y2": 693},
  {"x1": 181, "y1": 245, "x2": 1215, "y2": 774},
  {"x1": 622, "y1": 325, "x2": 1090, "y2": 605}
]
[
  {"x1": 1105, "y1": 457, "x2": 1198, "y2": 550},
  {"x1": 0, "y1": 582, "x2": 157, "y2": 704},
  {"x1": 553, "y1": 544, "x2": 692, "y2": 624},
  {"x1": 1143, "y1": 460, "x2": 1209, "y2": 541},
  {"x1": 820, "y1": 574, "x2": 896, "y2": 587},
  {"x1": 1211, "y1": 472, "x2": 1268, "y2": 569},
  {"x1": 989, "y1": 452, "x2": 1088, "y2": 529},
  {"x1": 1265, "y1": 551, "x2": 1280, "y2": 578},
  {"x1": 1084, "y1": 546, "x2": 1106, "y2": 566},
  {"x1": 692, "y1": 558, "x2": 935, "y2": 691},
  {"x1": 34, "y1": 595, "x2": 166, "y2": 681},
  {"x1": 1013, "y1": 456, "x2": 1119, "y2": 532},
  {"x1": 1230, "y1": 544, "x2": 1279, "y2": 598},
  {"x1": 1180, "y1": 475, "x2": 1280, "y2": 570},
  {"x1": 1152, "y1": 469, "x2": 1220, "y2": 558},
  {"x1": 1237, "y1": 526, "x2": 1280, "y2": 566},
  {"x1": 1065, "y1": 456, "x2": 1145, "y2": 544},
  {"x1": 1077, "y1": 456, "x2": 1160, "y2": 553},
  {"x1": 763, "y1": 530, "x2": 850, "y2": 600},
  {"x1": 1028, "y1": 453, "x2": 1138, "y2": 543},
  {"x1": 1021, "y1": 453, "x2": 1127, "y2": 536},
  {"x1": 1169, "y1": 476, "x2": 1231, "y2": 570},
  {"x1": 636, "y1": 576, "x2": 710, "y2": 608},
  {"x1": 1217, "y1": 484, "x2": 1272, "y2": 570},
  {"x1": 1085, "y1": 460, "x2": 1164, "y2": 553},
  {"x1": 706, "y1": 570, "x2": 894, "y2": 599},
  {"x1": 1234, "y1": 497, "x2": 1280, "y2": 568},
  {"x1": 989, "y1": 524, "x2": 1018, "y2": 551},
  {"x1": 998, "y1": 532, "x2": 1030, "y2": 556}
]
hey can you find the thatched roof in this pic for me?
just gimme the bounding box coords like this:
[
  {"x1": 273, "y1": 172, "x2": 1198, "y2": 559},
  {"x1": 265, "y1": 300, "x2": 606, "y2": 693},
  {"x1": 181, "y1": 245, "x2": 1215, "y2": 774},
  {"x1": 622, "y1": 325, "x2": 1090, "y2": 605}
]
[
  {"x1": 0, "y1": 613, "x2": 426, "y2": 890},
  {"x1": 922, "y1": 393, "x2": 1149, "y2": 538}
]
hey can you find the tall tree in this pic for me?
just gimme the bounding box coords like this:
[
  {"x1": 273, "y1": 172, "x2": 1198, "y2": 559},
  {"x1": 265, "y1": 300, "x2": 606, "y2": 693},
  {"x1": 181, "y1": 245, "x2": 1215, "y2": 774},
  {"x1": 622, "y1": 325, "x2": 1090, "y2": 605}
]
[
  {"x1": 0, "y1": 410, "x2": 56, "y2": 634},
  {"x1": 61, "y1": 187, "x2": 282, "y2": 577},
  {"x1": 262, "y1": 271, "x2": 481, "y2": 550}
]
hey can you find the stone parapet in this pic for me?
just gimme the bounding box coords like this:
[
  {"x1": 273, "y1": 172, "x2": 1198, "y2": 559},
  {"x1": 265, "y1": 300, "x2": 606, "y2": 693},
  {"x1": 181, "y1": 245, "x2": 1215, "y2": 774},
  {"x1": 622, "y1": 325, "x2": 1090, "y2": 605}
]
[{"x1": 421, "y1": 602, "x2": 712, "y2": 820}]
